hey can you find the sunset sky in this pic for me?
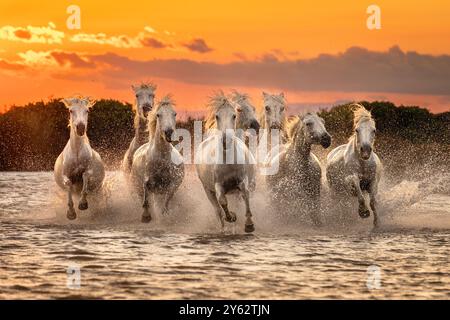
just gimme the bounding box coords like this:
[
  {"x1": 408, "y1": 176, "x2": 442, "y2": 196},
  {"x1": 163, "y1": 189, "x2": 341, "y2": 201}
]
[{"x1": 1, "y1": 0, "x2": 450, "y2": 113}]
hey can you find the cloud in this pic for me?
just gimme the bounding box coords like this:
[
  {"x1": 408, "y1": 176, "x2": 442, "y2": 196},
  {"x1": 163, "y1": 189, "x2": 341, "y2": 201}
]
[
  {"x1": 0, "y1": 59, "x2": 25, "y2": 71},
  {"x1": 140, "y1": 36, "x2": 170, "y2": 49},
  {"x1": 70, "y1": 33, "x2": 141, "y2": 48},
  {"x1": 50, "y1": 51, "x2": 95, "y2": 68},
  {"x1": 82, "y1": 46, "x2": 450, "y2": 95},
  {"x1": 182, "y1": 38, "x2": 213, "y2": 53},
  {"x1": 0, "y1": 22, "x2": 64, "y2": 44}
]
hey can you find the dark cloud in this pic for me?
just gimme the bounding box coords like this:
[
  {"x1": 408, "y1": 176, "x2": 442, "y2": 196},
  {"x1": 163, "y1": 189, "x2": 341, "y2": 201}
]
[
  {"x1": 50, "y1": 51, "x2": 95, "y2": 68},
  {"x1": 140, "y1": 36, "x2": 170, "y2": 49},
  {"x1": 57, "y1": 46, "x2": 450, "y2": 96},
  {"x1": 14, "y1": 29, "x2": 32, "y2": 40},
  {"x1": 182, "y1": 38, "x2": 213, "y2": 53}
]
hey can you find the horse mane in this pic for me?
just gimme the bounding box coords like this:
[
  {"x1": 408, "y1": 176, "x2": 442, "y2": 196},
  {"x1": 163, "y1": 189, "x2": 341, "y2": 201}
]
[
  {"x1": 286, "y1": 112, "x2": 315, "y2": 140},
  {"x1": 62, "y1": 94, "x2": 96, "y2": 108},
  {"x1": 231, "y1": 90, "x2": 250, "y2": 105},
  {"x1": 148, "y1": 95, "x2": 175, "y2": 138},
  {"x1": 349, "y1": 103, "x2": 375, "y2": 141},
  {"x1": 133, "y1": 81, "x2": 157, "y2": 93},
  {"x1": 204, "y1": 91, "x2": 234, "y2": 130}
]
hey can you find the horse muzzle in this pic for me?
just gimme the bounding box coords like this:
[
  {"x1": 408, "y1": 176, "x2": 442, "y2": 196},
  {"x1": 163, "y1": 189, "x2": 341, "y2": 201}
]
[
  {"x1": 142, "y1": 104, "x2": 152, "y2": 117},
  {"x1": 320, "y1": 134, "x2": 332, "y2": 148},
  {"x1": 164, "y1": 129, "x2": 174, "y2": 142},
  {"x1": 248, "y1": 120, "x2": 260, "y2": 135},
  {"x1": 360, "y1": 145, "x2": 372, "y2": 160},
  {"x1": 76, "y1": 123, "x2": 86, "y2": 136}
]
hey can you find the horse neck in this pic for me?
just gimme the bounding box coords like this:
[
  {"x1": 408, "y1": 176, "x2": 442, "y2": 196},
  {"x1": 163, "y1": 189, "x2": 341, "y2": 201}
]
[
  {"x1": 152, "y1": 125, "x2": 172, "y2": 156},
  {"x1": 289, "y1": 127, "x2": 311, "y2": 160},
  {"x1": 134, "y1": 112, "x2": 148, "y2": 144},
  {"x1": 69, "y1": 127, "x2": 89, "y2": 153}
]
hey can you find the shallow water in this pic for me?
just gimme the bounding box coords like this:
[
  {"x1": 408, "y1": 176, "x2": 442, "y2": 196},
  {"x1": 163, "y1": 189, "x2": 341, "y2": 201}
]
[{"x1": 0, "y1": 171, "x2": 449, "y2": 299}]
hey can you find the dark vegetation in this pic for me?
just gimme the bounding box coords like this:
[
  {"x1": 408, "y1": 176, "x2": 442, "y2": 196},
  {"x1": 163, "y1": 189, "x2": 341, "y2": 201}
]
[{"x1": 0, "y1": 99, "x2": 448, "y2": 182}]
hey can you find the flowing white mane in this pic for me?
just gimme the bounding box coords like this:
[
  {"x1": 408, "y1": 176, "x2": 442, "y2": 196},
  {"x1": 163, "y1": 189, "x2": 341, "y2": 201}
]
[{"x1": 204, "y1": 91, "x2": 235, "y2": 130}]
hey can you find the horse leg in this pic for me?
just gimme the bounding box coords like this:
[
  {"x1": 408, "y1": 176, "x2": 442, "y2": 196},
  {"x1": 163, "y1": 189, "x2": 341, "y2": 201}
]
[
  {"x1": 215, "y1": 183, "x2": 236, "y2": 223},
  {"x1": 239, "y1": 180, "x2": 255, "y2": 233},
  {"x1": 78, "y1": 170, "x2": 91, "y2": 210},
  {"x1": 204, "y1": 188, "x2": 225, "y2": 229},
  {"x1": 141, "y1": 181, "x2": 152, "y2": 223},
  {"x1": 369, "y1": 185, "x2": 379, "y2": 228},
  {"x1": 161, "y1": 189, "x2": 175, "y2": 216},
  {"x1": 64, "y1": 176, "x2": 76, "y2": 220},
  {"x1": 345, "y1": 175, "x2": 370, "y2": 218}
]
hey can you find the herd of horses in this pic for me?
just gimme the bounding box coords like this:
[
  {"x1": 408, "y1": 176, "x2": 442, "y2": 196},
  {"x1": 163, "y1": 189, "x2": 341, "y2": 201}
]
[{"x1": 54, "y1": 82, "x2": 382, "y2": 232}]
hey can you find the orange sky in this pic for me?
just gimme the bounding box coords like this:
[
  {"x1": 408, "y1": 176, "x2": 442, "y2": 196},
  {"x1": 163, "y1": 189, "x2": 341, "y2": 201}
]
[{"x1": 1, "y1": 0, "x2": 450, "y2": 113}]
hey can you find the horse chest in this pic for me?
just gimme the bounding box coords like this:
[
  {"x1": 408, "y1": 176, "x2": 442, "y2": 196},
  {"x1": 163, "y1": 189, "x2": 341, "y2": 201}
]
[{"x1": 146, "y1": 160, "x2": 179, "y2": 192}]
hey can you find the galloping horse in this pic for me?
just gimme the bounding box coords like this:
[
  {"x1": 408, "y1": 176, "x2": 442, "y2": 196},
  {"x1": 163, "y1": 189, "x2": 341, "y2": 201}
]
[
  {"x1": 122, "y1": 83, "x2": 157, "y2": 174},
  {"x1": 265, "y1": 113, "x2": 331, "y2": 225},
  {"x1": 54, "y1": 96, "x2": 105, "y2": 220},
  {"x1": 196, "y1": 92, "x2": 257, "y2": 233},
  {"x1": 131, "y1": 95, "x2": 184, "y2": 223},
  {"x1": 326, "y1": 104, "x2": 382, "y2": 227}
]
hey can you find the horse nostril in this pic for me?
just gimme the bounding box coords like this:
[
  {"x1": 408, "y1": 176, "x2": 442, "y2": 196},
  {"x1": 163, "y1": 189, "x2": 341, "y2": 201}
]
[
  {"x1": 165, "y1": 129, "x2": 174, "y2": 140},
  {"x1": 76, "y1": 124, "x2": 86, "y2": 135},
  {"x1": 321, "y1": 135, "x2": 331, "y2": 148},
  {"x1": 251, "y1": 120, "x2": 260, "y2": 133}
]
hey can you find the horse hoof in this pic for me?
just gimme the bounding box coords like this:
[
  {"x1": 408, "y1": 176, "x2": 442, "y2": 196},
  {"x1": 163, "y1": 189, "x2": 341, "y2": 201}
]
[
  {"x1": 225, "y1": 212, "x2": 237, "y2": 223},
  {"x1": 141, "y1": 215, "x2": 152, "y2": 223},
  {"x1": 67, "y1": 209, "x2": 76, "y2": 220},
  {"x1": 244, "y1": 224, "x2": 255, "y2": 233},
  {"x1": 78, "y1": 201, "x2": 88, "y2": 211}
]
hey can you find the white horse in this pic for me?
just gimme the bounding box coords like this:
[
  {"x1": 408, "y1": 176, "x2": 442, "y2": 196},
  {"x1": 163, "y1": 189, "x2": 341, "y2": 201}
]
[
  {"x1": 258, "y1": 92, "x2": 288, "y2": 154},
  {"x1": 54, "y1": 96, "x2": 105, "y2": 220},
  {"x1": 326, "y1": 104, "x2": 382, "y2": 227},
  {"x1": 195, "y1": 92, "x2": 257, "y2": 233},
  {"x1": 131, "y1": 95, "x2": 184, "y2": 223},
  {"x1": 122, "y1": 82, "x2": 157, "y2": 174},
  {"x1": 265, "y1": 113, "x2": 331, "y2": 225}
]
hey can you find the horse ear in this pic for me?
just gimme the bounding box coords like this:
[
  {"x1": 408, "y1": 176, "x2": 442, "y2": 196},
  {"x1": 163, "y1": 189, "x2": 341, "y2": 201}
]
[
  {"x1": 279, "y1": 92, "x2": 285, "y2": 98},
  {"x1": 131, "y1": 85, "x2": 137, "y2": 92},
  {"x1": 61, "y1": 98, "x2": 71, "y2": 108},
  {"x1": 87, "y1": 98, "x2": 97, "y2": 109}
]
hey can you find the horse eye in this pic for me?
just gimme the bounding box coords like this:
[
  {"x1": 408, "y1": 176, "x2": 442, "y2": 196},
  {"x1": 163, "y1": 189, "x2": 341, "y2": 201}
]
[
  {"x1": 265, "y1": 106, "x2": 270, "y2": 112},
  {"x1": 174, "y1": 112, "x2": 177, "y2": 116},
  {"x1": 156, "y1": 114, "x2": 160, "y2": 118},
  {"x1": 356, "y1": 129, "x2": 360, "y2": 133},
  {"x1": 280, "y1": 107, "x2": 285, "y2": 111},
  {"x1": 233, "y1": 115, "x2": 236, "y2": 119},
  {"x1": 135, "y1": 94, "x2": 139, "y2": 98}
]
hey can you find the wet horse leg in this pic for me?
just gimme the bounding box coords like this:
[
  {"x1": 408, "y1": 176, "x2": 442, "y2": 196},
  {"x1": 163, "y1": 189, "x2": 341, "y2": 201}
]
[
  {"x1": 63, "y1": 175, "x2": 76, "y2": 220},
  {"x1": 345, "y1": 174, "x2": 371, "y2": 218},
  {"x1": 141, "y1": 179, "x2": 153, "y2": 223},
  {"x1": 204, "y1": 187, "x2": 225, "y2": 229},
  {"x1": 369, "y1": 184, "x2": 379, "y2": 228},
  {"x1": 239, "y1": 179, "x2": 255, "y2": 233},
  {"x1": 161, "y1": 189, "x2": 175, "y2": 215},
  {"x1": 78, "y1": 170, "x2": 91, "y2": 210},
  {"x1": 215, "y1": 183, "x2": 237, "y2": 223}
]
